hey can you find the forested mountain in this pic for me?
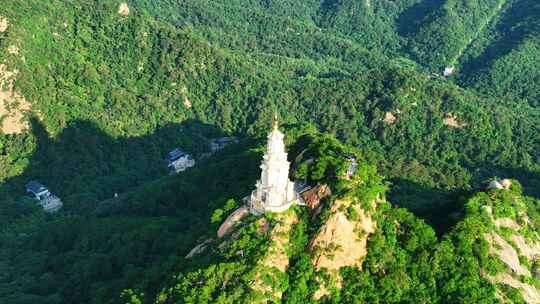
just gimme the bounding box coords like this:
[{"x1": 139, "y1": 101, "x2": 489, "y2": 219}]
[
  {"x1": 0, "y1": 0, "x2": 539, "y2": 303},
  {"x1": 143, "y1": 135, "x2": 540, "y2": 304}
]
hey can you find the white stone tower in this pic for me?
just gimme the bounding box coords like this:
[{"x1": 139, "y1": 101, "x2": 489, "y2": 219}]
[{"x1": 249, "y1": 116, "x2": 297, "y2": 215}]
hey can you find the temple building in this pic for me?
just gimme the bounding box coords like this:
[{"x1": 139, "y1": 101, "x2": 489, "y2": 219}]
[
  {"x1": 25, "y1": 181, "x2": 63, "y2": 213},
  {"x1": 249, "y1": 117, "x2": 300, "y2": 215},
  {"x1": 167, "y1": 148, "x2": 195, "y2": 173}
]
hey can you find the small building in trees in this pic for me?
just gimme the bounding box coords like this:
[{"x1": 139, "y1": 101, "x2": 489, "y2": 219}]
[
  {"x1": 25, "y1": 181, "x2": 63, "y2": 213},
  {"x1": 343, "y1": 154, "x2": 358, "y2": 179},
  {"x1": 443, "y1": 66, "x2": 455, "y2": 77},
  {"x1": 209, "y1": 137, "x2": 239, "y2": 152},
  {"x1": 168, "y1": 148, "x2": 195, "y2": 173}
]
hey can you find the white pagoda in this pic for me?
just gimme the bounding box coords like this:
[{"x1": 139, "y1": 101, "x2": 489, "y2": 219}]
[{"x1": 249, "y1": 117, "x2": 298, "y2": 215}]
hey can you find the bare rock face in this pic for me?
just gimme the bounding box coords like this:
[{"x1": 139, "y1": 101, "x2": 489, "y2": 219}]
[
  {"x1": 482, "y1": 192, "x2": 540, "y2": 304},
  {"x1": 0, "y1": 17, "x2": 8, "y2": 32},
  {"x1": 443, "y1": 113, "x2": 466, "y2": 128},
  {"x1": 309, "y1": 198, "x2": 376, "y2": 299},
  {"x1": 0, "y1": 64, "x2": 30, "y2": 134},
  {"x1": 484, "y1": 216, "x2": 540, "y2": 304},
  {"x1": 383, "y1": 112, "x2": 396, "y2": 124},
  {"x1": 118, "y1": 3, "x2": 130, "y2": 16},
  {"x1": 485, "y1": 233, "x2": 530, "y2": 276}
]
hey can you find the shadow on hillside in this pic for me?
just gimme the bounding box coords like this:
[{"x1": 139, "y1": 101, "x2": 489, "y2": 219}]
[
  {"x1": 389, "y1": 164, "x2": 540, "y2": 235},
  {"x1": 388, "y1": 178, "x2": 470, "y2": 235},
  {"x1": 0, "y1": 117, "x2": 266, "y2": 303},
  {"x1": 458, "y1": 0, "x2": 540, "y2": 76},
  {"x1": 396, "y1": 0, "x2": 445, "y2": 37},
  {"x1": 0, "y1": 117, "x2": 235, "y2": 215},
  {"x1": 471, "y1": 164, "x2": 540, "y2": 199}
]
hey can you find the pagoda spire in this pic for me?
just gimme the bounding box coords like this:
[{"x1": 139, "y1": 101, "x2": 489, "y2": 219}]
[{"x1": 249, "y1": 117, "x2": 297, "y2": 215}]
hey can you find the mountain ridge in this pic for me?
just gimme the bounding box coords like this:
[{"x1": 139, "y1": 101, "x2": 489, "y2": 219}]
[{"x1": 143, "y1": 133, "x2": 540, "y2": 304}]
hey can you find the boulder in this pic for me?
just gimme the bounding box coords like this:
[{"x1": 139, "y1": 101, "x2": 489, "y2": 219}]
[
  {"x1": 443, "y1": 66, "x2": 455, "y2": 77},
  {"x1": 301, "y1": 184, "x2": 331, "y2": 212}
]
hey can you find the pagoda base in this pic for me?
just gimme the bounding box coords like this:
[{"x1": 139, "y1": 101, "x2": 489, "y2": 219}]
[{"x1": 249, "y1": 199, "x2": 296, "y2": 215}]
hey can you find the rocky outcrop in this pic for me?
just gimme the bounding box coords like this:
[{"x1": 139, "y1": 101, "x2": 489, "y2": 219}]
[
  {"x1": 501, "y1": 179, "x2": 512, "y2": 189},
  {"x1": 492, "y1": 273, "x2": 540, "y2": 304},
  {"x1": 0, "y1": 17, "x2": 9, "y2": 33},
  {"x1": 309, "y1": 198, "x2": 376, "y2": 299},
  {"x1": 485, "y1": 233, "x2": 530, "y2": 276},
  {"x1": 0, "y1": 64, "x2": 30, "y2": 134},
  {"x1": 183, "y1": 96, "x2": 192, "y2": 109},
  {"x1": 443, "y1": 66, "x2": 455, "y2": 77},
  {"x1": 488, "y1": 180, "x2": 504, "y2": 190},
  {"x1": 301, "y1": 184, "x2": 331, "y2": 217},
  {"x1": 487, "y1": 179, "x2": 512, "y2": 190},
  {"x1": 118, "y1": 3, "x2": 130, "y2": 16},
  {"x1": 486, "y1": 179, "x2": 512, "y2": 190},
  {"x1": 217, "y1": 206, "x2": 249, "y2": 238},
  {"x1": 383, "y1": 112, "x2": 396, "y2": 124},
  {"x1": 185, "y1": 239, "x2": 213, "y2": 259},
  {"x1": 443, "y1": 113, "x2": 466, "y2": 128},
  {"x1": 484, "y1": 213, "x2": 540, "y2": 304}
]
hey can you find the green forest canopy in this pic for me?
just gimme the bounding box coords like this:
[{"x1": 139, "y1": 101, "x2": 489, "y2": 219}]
[{"x1": 0, "y1": 0, "x2": 539, "y2": 303}]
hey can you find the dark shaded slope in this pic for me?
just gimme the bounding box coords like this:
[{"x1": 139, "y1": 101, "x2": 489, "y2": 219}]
[
  {"x1": 0, "y1": 118, "x2": 259, "y2": 304},
  {"x1": 457, "y1": 0, "x2": 540, "y2": 105},
  {"x1": 406, "y1": 0, "x2": 507, "y2": 70}
]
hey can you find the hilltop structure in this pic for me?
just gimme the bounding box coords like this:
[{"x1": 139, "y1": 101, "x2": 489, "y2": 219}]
[{"x1": 249, "y1": 117, "x2": 300, "y2": 215}]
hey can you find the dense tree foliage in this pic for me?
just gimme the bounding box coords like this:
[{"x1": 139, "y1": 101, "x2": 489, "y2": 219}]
[
  {"x1": 457, "y1": 0, "x2": 540, "y2": 106},
  {"x1": 0, "y1": 136, "x2": 261, "y2": 303},
  {"x1": 1, "y1": 0, "x2": 539, "y2": 204},
  {"x1": 0, "y1": 0, "x2": 539, "y2": 303}
]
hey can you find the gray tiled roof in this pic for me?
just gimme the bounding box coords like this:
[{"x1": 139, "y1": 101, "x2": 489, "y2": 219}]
[{"x1": 26, "y1": 181, "x2": 47, "y2": 194}]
